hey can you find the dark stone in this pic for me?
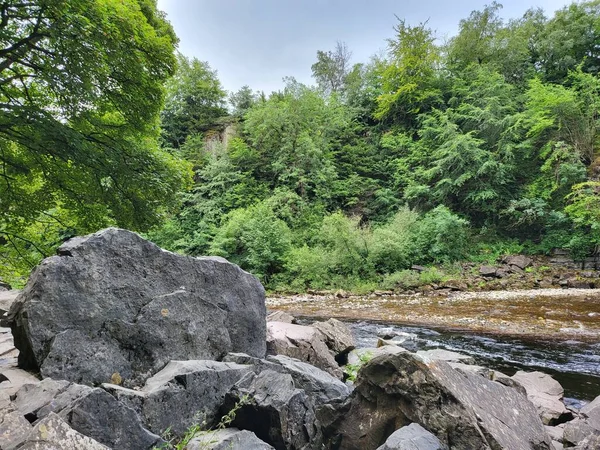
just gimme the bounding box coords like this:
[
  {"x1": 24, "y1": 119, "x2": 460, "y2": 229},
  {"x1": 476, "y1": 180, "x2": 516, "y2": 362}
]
[
  {"x1": 330, "y1": 352, "x2": 553, "y2": 450},
  {"x1": 7, "y1": 228, "x2": 266, "y2": 387},
  {"x1": 223, "y1": 369, "x2": 322, "y2": 450},
  {"x1": 502, "y1": 255, "x2": 533, "y2": 270}
]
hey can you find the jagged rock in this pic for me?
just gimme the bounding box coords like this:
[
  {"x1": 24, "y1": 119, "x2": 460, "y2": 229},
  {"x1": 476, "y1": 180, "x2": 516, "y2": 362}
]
[
  {"x1": 502, "y1": 255, "x2": 533, "y2": 270},
  {"x1": 187, "y1": 428, "x2": 275, "y2": 450},
  {"x1": 13, "y1": 379, "x2": 162, "y2": 449},
  {"x1": 0, "y1": 367, "x2": 40, "y2": 396},
  {"x1": 416, "y1": 349, "x2": 475, "y2": 365},
  {"x1": 479, "y1": 266, "x2": 497, "y2": 277},
  {"x1": 576, "y1": 434, "x2": 600, "y2": 449},
  {"x1": 563, "y1": 418, "x2": 600, "y2": 447},
  {"x1": 330, "y1": 352, "x2": 553, "y2": 450},
  {"x1": 223, "y1": 369, "x2": 322, "y2": 450},
  {"x1": 544, "y1": 425, "x2": 564, "y2": 443},
  {"x1": 512, "y1": 371, "x2": 572, "y2": 425},
  {"x1": 7, "y1": 228, "x2": 266, "y2": 387},
  {"x1": 104, "y1": 360, "x2": 254, "y2": 438},
  {"x1": 267, "y1": 321, "x2": 342, "y2": 378},
  {"x1": 267, "y1": 310, "x2": 295, "y2": 323},
  {"x1": 580, "y1": 395, "x2": 600, "y2": 428},
  {"x1": 347, "y1": 346, "x2": 406, "y2": 366},
  {"x1": 312, "y1": 318, "x2": 355, "y2": 359},
  {"x1": 18, "y1": 412, "x2": 109, "y2": 449},
  {"x1": 0, "y1": 398, "x2": 32, "y2": 450},
  {"x1": 376, "y1": 423, "x2": 444, "y2": 450},
  {"x1": 224, "y1": 353, "x2": 351, "y2": 405}
]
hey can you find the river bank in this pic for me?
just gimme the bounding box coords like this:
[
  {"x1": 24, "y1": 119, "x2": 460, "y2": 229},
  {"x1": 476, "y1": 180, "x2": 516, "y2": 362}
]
[{"x1": 267, "y1": 288, "x2": 600, "y2": 341}]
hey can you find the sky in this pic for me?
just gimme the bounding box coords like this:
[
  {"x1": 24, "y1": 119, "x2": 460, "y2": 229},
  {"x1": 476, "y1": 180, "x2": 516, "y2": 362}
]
[{"x1": 156, "y1": 0, "x2": 574, "y2": 95}]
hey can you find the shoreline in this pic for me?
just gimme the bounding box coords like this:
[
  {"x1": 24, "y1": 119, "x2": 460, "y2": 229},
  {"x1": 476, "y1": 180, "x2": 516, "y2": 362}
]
[{"x1": 267, "y1": 288, "x2": 600, "y2": 342}]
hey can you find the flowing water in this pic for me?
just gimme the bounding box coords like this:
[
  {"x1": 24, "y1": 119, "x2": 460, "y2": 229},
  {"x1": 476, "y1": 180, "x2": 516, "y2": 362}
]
[{"x1": 340, "y1": 320, "x2": 599, "y2": 408}]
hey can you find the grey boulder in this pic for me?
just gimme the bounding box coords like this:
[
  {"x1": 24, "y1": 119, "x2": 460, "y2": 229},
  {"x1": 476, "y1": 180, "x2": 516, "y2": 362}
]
[
  {"x1": 331, "y1": 352, "x2": 553, "y2": 450},
  {"x1": 376, "y1": 423, "x2": 444, "y2": 450},
  {"x1": 7, "y1": 228, "x2": 266, "y2": 387},
  {"x1": 312, "y1": 318, "x2": 355, "y2": 359},
  {"x1": 511, "y1": 371, "x2": 572, "y2": 425},
  {"x1": 187, "y1": 428, "x2": 274, "y2": 449},
  {"x1": 103, "y1": 360, "x2": 254, "y2": 438}
]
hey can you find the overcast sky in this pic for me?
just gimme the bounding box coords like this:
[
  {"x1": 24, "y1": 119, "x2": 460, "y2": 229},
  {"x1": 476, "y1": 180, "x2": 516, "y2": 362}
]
[{"x1": 156, "y1": 0, "x2": 573, "y2": 95}]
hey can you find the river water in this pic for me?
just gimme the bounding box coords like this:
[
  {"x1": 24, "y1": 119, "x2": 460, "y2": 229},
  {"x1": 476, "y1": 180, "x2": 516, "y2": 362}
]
[{"x1": 343, "y1": 320, "x2": 600, "y2": 408}]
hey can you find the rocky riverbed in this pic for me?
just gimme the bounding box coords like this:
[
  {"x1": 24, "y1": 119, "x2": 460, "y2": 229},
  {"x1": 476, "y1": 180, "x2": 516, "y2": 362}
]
[{"x1": 267, "y1": 288, "x2": 600, "y2": 341}]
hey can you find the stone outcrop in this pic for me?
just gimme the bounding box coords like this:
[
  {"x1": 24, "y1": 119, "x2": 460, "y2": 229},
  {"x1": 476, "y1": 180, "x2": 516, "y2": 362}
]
[
  {"x1": 329, "y1": 352, "x2": 553, "y2": 450},
  {"x1": 7, "y1": 228, "x2": 266, "y2": 387},
  {"x1": 512, "y1": 371, "x2": 572, "y2": 425}
]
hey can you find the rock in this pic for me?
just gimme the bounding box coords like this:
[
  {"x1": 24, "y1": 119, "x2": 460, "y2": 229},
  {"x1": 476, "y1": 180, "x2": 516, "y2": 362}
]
[
  {"x1": 544, "y1": 425, "x2": 564, "y2": 443},
  {"x1": 187, "y1": 428, "x2": 274, "y2": 450},
  {"x1": 567, "y1": 278, "x2": 592, "y2": 289},
  {"x1": 563, "y1": 418, "x2": 600, "y2": 446},
  {"x1": 13, "y1": 380, "x2": 162, "y2": 449},
  {"x1": 105, "y1": 360, "x2": 254, "y2": 438},
  {"x1": 266, "y1": 355, "x2": 351, "y2": 404},
  {"x1": 0, "y1": 367, "x2": 40, "y2": 396},
  {"x1": 376, "y1": 423, "x2": 444, "y2": 450},
  {"x1": 416, "y1": 349, "x2": 475, "y2": 365},
  {"x1": 0, "y1": 280, "x2": 11, "y2": 292},
  {"x1": 266, "y1": 321, "x2": 342, "y2": 378},
  {"x1": 7, "y1": 228, "x2": 266, "y2": 387},
  {"x1": 479, "y1": 266, "x2": 498, "y2": 277},
  {"x1": 411, "y1": 265, "x2": 427, "y2": 272},
  {"x1": 312, "y1": 318, "x2": 355, "y2": 360},
  {"x1": 512, "y1": 371, "x2": 572, "y2": 425},
  {"x1": 18, "y1": 412, "x2": 109, "y2": 449},
  {"x1": 576, "y1": 434, "x2": 600, "y2": 449},
  {"x1": 0, "y1": 290, "x2": 19, "y2": 319},
  {"x1": 267, "y1": 311, "x2": 295, "y2": 324},
  {"x1": 346, "y1": 346, "x2": 406, "y2": 367},
  {"x1": 0, "y1": 401, "x2": 32, "y2": 450},
  {"x1": 580, "y1": 395, "x2": 600, "y2": 429},
  {"x1": 224, "y1": 369, "x2": 322, "y2": 450},
  {"x1": 330, "y1": 352, "x2": 553, "y2": 450},
  {"x1": 502, "y1": 255, "x2": 533, "y2": 270}
]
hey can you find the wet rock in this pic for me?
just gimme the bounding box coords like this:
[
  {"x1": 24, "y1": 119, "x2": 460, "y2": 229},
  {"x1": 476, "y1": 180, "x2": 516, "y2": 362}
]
[
  {"x1": 312, "y1": 318, "x2": 355, "y2": 359},
  {"x1": 479, "y1": 266, "x2": 497, "y2": 277},
  {"x1": 331, "y1": 352, "x2": 553, "y2": 450},
  {"x1": 7, "y1": 228, "x2": 266, "y2": 387},
  {"x1": 512, "y1": 371, "x2": 572, "y2": 425},
  {"x1": 187, "y1": 428, "x2": 274, "y2": 450},
  {"x1": 376, "y1": 423, "x2": 444, "y2": 450},
  {"x1": 224, "y1": 369, "x2": 322, "y2": 450},
  {"x1": 18, "y1": 412, "x2": 109, "y2": 449},
  {"x1": 267, "y1": 321, "x2": 342, "y2": 378},
  {"x1": 267, "y1": 311, "x2": 295, "y2": 324}
]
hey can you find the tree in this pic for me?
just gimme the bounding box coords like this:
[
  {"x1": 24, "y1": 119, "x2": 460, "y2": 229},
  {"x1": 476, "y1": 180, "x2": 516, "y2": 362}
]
[
  {"x1": 374, "y1": 20, "x2": 442, "y2": 126},
  {"x1": 311, "y1": 41, "x2": 352, "y2": 95},
  {"x1": 229, "y1": 85, "x2": 256, "y2": 117},
  {"x1": 161, "y1": 54, "x2": 228, "y2": 149},
  {"x1": 0, "y1": 0, "x2": 188, "y2": 282}
]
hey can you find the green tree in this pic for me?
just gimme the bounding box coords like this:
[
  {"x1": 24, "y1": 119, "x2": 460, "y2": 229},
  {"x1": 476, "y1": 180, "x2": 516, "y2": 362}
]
[
  {"x1": 311, "y1": 41, "x2": 352, "y2": 96},
  {"x1": 161, "y1": 54, "x2": 228, "y2": 148},
  {"x1": 0, "y1": 0, "x2": 188, "y2": 282}
]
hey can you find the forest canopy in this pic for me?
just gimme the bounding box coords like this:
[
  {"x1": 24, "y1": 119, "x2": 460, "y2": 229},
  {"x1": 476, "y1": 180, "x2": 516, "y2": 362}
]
[{"x1": 2, "y1": 0, "x2": 600, "y2": 291}]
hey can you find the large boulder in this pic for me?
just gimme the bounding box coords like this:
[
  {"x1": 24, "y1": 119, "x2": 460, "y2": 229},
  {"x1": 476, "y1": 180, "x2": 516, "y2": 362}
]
[
  {"x1": 330, "y1": 352, "x2": 553, "y2": 450},
  {"x1": 103, "y1": 360, "x2": 254, "y2": 438},
  {"x1": 376, "y1": 423, "x2": 444, "y2": 450},
  {"x1": 12, "y1": 378, "x2": 163, "y2": 450},
  {"x1": 267, "y1": 321, "x2": 342, "y2": 378},
  {"x1": 7, "y1": 228, "x2": 266, "y2": 386},
  {"x1": 511, "y1": 371, "x2": 572, "y2": 425},
  {"x1": 223, "y1": 369, "x2": 322, "y2": 450},
  {"x1": 312, "y1": 318, "x2": 355, "y2": 360}
]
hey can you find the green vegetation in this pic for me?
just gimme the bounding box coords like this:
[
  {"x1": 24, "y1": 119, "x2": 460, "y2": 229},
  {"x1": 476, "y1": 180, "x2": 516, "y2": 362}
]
[{"x1": 3, "y1": 1, "x2": 600, "y2": 291}]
